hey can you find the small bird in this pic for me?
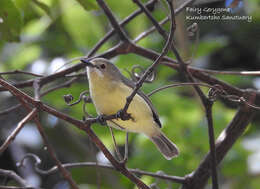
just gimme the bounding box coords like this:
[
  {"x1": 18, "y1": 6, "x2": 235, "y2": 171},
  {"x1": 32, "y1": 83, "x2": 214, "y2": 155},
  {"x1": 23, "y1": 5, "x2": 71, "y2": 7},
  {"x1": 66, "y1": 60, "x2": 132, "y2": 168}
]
[{"x1": 82, "y1": 58, "x2": 179, "y2": 160}]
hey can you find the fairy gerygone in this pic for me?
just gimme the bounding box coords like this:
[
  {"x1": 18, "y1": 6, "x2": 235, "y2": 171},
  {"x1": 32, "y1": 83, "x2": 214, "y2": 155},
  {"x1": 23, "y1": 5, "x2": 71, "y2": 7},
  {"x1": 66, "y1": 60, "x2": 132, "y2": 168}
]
[{"x1": 81, "y1": 58, "x2": 179, "y2": 160}]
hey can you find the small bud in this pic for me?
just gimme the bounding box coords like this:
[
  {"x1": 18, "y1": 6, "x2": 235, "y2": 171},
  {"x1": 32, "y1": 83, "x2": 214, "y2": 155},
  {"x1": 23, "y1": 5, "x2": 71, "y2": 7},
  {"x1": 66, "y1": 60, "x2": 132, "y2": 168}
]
[
  {"x1": 83, "y1": 95, "x2": 92, "y2": 103},
  {"x1": 64, "y1": 94, "x2": 74, "y2": 104}
]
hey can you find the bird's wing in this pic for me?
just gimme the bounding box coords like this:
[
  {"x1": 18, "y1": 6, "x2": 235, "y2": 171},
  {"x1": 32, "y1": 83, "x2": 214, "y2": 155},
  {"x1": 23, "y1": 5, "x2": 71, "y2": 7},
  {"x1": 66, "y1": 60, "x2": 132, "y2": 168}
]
[{"x1": 121, "y1": 76, "x2": 162, "y2": 128}]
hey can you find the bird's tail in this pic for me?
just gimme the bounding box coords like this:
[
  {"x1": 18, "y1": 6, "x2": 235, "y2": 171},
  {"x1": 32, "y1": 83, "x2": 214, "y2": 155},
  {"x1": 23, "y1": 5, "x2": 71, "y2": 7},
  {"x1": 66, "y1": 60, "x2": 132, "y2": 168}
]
[{"x1": 149, "y1": 130, "x2": 179, "y2": 160}]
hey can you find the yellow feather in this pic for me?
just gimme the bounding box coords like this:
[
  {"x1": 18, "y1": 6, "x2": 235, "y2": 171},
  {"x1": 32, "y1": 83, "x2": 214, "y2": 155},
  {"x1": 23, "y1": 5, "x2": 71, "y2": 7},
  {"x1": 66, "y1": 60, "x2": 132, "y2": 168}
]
[{"x1": 88, "y1": 69, "x2": 157, "y2": 136}]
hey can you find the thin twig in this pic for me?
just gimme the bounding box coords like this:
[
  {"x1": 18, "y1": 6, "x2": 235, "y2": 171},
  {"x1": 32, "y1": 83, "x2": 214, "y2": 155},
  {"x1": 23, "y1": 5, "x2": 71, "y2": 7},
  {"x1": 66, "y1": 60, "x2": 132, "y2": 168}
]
[
  {"x1": 32, "y1": 76, "x2": 79, "y2": 188},
  {"x1": 0, "y1": 78, "x2": 78, "y2": 116},
  {"x1": 0, "y1": 77, "x2": 151, "y2": 189},
  {"x1": 0, "y1": 70, "x2": 44, "y2": 77},
  {"x1": 0, "y1": 169, "x2": 28, "y2": 187},
  {"x1": 167, "y1": 2, "x2": 218, "y2": 187},
  {"x1": 133, "y1": 0, "x2": 184, "y2": 64},
  {"x1": 147, "y1": 82, "x2": 214, "y2": 97},
  {"x1": 34, "y1": 116, "x2": 79, "y2": 189},
  {"x1": 65, "y1": 72, "x2": 86, "y2": 78},
  {"x1": 133, "y1": 0, "x2": 195, "y2": 43},
  {"x1": 22, "y1": 157, "x2": 186, "y2": 184},
  {"x1": 5, "y1": 82, "x2": 79, "y2": 188},
  {"x1": 96, "y1": 0, "x2": 129, "y2": 41},
  {"x1": 196, "y1": 69, "x2": 260, "y2": 76},
  {"x1": 0, "y1": 43, "x2": 122, "y2": 92},
  {"x1": 134, "y1": 17, "x2": 169, "y2": 43},
  {"x1": 109, "y1": 127, "x2": 123, "y2": 161},
  {"x1": 0, "y1": 104, "x2": 22, "y2": 116},
  {"x1": 122, "y1": 0, "x2": 175, "y2": 115},
  {"x1": 40, "y1": 77, "x2": 78, "y2": 97},
  {"x1": 182, "y1": 91, "x2": 256, "y2": 189},
  {"x1": 123, "y1": 132, "x2": 129, "y2": 162},
  {"x1": 0, "y1": 109, "x2": 37, "y2": 154},
  {"x1": 88, "y1": 0, "x2": 158, "y2": 57},
  {"x1": 65, "y1": 90, "x2": 90, "y2": 106},
  {"x1": 0, "y1": 187, "x2": 34, "y2": 189},
  {"x1": 205, "y1": 100, "x2": 218, "y2": 189}
]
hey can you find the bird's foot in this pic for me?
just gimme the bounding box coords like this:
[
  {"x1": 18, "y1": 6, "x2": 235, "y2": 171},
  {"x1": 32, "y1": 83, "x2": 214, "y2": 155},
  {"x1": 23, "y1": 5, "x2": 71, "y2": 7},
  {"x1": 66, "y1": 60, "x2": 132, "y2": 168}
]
[
  {"x1": 97, "y1": 115, "x2": 107, "y2": 126},
  {"x1": 116, "y1": 109, "x2": 132, "y2": 121},
  {"x1": 119, "y1": 156, "x2": 128, "y2": 165}
]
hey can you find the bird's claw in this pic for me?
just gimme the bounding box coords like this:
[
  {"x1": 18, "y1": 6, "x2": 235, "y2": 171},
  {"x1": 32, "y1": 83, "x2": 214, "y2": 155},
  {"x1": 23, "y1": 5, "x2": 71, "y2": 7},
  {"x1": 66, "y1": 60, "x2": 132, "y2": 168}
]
[
  {"x1": 116, "y1": 109, "x2": 132, "y2": 121},
  {"x1": 97, "y1": 115, "x2": 107, "y2": 126}
]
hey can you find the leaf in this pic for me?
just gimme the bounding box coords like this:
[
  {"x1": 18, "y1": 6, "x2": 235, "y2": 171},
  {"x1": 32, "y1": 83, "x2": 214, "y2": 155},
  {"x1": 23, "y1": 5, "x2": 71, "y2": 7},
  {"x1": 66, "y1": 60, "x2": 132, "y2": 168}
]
[
  {"x1": 61, "y1": 0, "x2": 105, "y2": 47},
  {"x1": 31, "y1": 0, "x2": 53, "y2": 19},
  {"x1": 75, "y1": 0, "x2": 98, "y2": 11},
  {"x1": 0, "y1": 0, "x2": 23, "y2": 42},
  {"x1": 195, "y1": 37, "x2": 227, "y2": 58},
  {"x1": 9, "y1": 45, "x2": 41, "y2": 69}
]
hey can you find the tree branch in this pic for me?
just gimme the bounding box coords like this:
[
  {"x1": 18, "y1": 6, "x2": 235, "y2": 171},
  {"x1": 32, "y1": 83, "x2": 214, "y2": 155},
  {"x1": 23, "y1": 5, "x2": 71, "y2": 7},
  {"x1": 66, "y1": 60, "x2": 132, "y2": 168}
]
[
  {"x1": 182, "y1": 91, "x2": 257, "y2": 189},
  {"x1": 96, "y1": 0, "x2": 129, "y2": 41},
  {"x1": 88, "y1": 0, "x2": 158, "y2": 57},
  {"x1": 0, "y1": 109, "x2": 37, "y2": 154},
  {"x1": 29, "y1": 161, "x2": 186, "y2": 184},
  {"x1": 122, "y1": 0, "x2": 175, "y2": 115},
  {"x1": 0, "y1": 76, "x2": 150, "y2": 189},
  {"x1": 0, "y1": 169, "x2": 29, "y2": 187}
]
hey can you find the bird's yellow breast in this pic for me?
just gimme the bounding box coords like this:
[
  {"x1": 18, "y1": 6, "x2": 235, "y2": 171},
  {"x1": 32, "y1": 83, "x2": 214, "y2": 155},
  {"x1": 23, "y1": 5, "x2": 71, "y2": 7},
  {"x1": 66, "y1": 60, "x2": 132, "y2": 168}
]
[{"x1": 88, "y1": 70, "x2": 157, "y2": 135}]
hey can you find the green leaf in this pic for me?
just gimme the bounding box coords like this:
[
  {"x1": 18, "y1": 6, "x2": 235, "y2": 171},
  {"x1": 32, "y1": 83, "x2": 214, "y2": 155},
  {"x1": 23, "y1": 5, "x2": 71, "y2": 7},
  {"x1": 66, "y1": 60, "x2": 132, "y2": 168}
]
[
  {"x1": 75, "y1": 0, "x2": 98, "y2": 11},
  {"x1": 0, "y1": 0, "x2": 23, "y2": 42},
  {"x1": 61, "y1": 1, "x2": 105, "y2": 47},
  {"x1": 9, "y1": 45, "x2": 41, "y2": 69},
  {"x1": 31, "y1": 0, "x2": 53, "y2": 19},
  {"x1": 195, "y1": 37, "x2": 227, "y2": 58}
]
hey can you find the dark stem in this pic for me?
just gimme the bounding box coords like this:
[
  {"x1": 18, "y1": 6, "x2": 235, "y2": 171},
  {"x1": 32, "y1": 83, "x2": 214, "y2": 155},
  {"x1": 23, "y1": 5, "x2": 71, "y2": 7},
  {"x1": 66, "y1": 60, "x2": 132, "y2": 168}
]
[
  {"x1": 205, "y1": 100, "x2": 218, "y2": 189},
  {"x1": 0, "y1": 77, "x2": 151, "y2": 189},
  {"x1": 96, "y1": 0, "x2": 129, "y2": 41},
  {"x1": 88, "y1": 0, "x2": 158, "y2": 57},
  {"x1": 26, "y1": 160, "x2": 186, "y2": 183},
  {"x1": 182, "y1": 91, "x2": 256, "y2": 189},
  {"x1": 122, "y1": 0, "x2": 175, "y2": 114}
]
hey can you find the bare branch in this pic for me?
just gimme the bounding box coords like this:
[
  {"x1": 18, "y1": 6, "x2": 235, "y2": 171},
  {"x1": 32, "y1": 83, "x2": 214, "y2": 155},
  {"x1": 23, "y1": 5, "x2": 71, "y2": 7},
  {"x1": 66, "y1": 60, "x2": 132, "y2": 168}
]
[
  {"x1": 182, "y1": 91, "x2": 257, "y2": 189},
  {"x1": 0, "y1": 77, "x2": 151, "y2": 189},
  {"x1": 195, "y1": 69, "x2": 260, "y2": 76},
  {"x1": 134, "y1": 17, "x2": 168, "y2": 43},
  {"x1": 96, "y1": 0, "x2": 129, "y2": 41},
  {"x1": 0, "y1": 186, "x2": 34, "y2": 189},
  {"x1": 19, "y1": 155, "x2": 186, "y2": 184},
  {"x1": 88, "y1": 0, "x2": 158, "y2": 57},
  {"x1": 147, "y1": 82, "x2": 214, "y2": 97},
  {"x1": 0, "y1": 70, "x2": 43, "y2": 77},
  {"x1": 40, "y1": 77, "x2": 78, "y2": 97},
  {"x1": 109, "y1": 127, "x2": 123, "y2": 161},
  {"x1": 0, "y1": 43, "x2": 122, "y2": 93},
  {"x1": 0, "y1": 109, "x2": 37, "y2": 154},
  {"x1": 204, "y1": 100, "x2": 218, "y2": 189},
  {"x1": 0, "y1": 169, "x2": 29, "y2": 187},
  {"x1": 122, "y1": 0, "x2": 175, "y2": 116},
  {"x1": 132, "y1": 0, "x2": 183, "y2": 64},
  {"x1": 0, "y1": 104, "x2": 22, "y2": 116},
  {"x1": 64, "y1": 90, "x2": 90, "y2": 106},
  {"x1": 134, "y1": 0, "x2": 196, "y2": 43},
  {"x1": 33, "y1": 116, "x2": 79, "y2": 189}
]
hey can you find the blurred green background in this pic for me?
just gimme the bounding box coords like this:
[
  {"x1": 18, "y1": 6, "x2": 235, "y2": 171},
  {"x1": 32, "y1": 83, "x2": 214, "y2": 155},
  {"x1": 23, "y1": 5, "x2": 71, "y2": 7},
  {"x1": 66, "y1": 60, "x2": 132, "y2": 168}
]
[{"x1": 0, "y1": 0, "x2": 260, "y2": 188}]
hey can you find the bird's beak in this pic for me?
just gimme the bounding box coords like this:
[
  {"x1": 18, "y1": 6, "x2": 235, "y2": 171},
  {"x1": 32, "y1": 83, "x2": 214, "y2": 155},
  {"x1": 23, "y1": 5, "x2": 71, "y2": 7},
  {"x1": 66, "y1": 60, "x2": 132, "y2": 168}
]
[{"x1": 80, "y1": 58, "x2": 96, "y2": 68}]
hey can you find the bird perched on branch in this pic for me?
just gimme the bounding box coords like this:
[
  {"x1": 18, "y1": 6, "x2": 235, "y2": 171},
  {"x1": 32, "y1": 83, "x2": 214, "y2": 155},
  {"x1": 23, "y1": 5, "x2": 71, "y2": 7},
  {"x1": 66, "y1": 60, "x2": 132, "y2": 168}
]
[{"x1": 81, "y1": 58, "x2": 179, "y2": 160}]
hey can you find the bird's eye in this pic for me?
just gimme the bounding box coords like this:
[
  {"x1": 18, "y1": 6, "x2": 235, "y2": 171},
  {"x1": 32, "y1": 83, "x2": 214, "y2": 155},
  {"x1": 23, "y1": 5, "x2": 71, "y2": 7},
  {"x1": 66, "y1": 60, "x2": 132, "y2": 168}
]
[{"x1": 100, "y1": 64, "x2": 106, "y2": 69}]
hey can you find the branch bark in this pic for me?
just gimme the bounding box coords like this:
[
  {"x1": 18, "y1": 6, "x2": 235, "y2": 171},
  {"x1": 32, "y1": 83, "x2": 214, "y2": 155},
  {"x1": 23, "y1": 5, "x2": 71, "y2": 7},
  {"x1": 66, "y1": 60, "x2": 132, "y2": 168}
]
[
  {"x1": 182, "y1": 90, "x2": 256, "y2": 189},
  {"x1": 0, "y1": 76, "x2": 150, "y2": 189}
]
